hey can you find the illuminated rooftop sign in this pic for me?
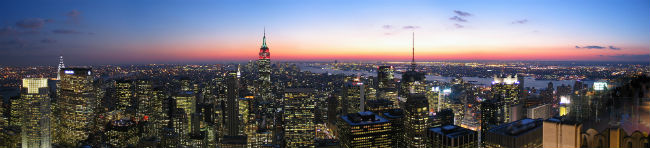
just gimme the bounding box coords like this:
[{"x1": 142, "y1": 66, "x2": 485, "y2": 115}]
[{"x1": 593, "y1": 81, "x2": 607, "y2": 91}]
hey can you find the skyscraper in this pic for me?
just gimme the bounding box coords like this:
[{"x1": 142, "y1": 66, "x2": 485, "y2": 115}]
[
  {"x1": 427, "y1": 125, "x2": 478, "y2": 148},
  {"x1": 53, "y1": 68, "x2": 96, "y2": 146},
  {"x1": 225, "y1": 69, "x2": 241, "y2": 136},
  {"x1": 542, "y1": 118, "x2": 582, "y2": 148},
  {"x1": 337, "y1": 111, "x2": 392, "y2": 148},
  {"x1": 377, "y1": 66, "x2": 399, "y2": 106},
  {"x1": 401, "y1": 33, "x2": 430, "y2": 148},
  {"x1": 56, "y1": 55, "x2": 65, "y2": 80},
  {"x1": 115, "y1": 79, "x2": 134, "y2": 115},
  {"x1": 283, "y1": 88, "x2": 315, "y2": 147},
  {"x1": 491, "y1": 74, "x2": 523, "y2": 123},
  {"x1": 403, "y1": 94, "x2": 430, "y2": 148},
  {"x1": 20, "y1": 78, "x2": 51, "y2": 148},
  {"x1": 377, "y1": 66, "x2": 395, "y2": 89},
  {"x1": 382, "y1": 109, "x2": 405, "y2": 148},
  {"x1": 342, "y1": 79, "x2": 365, "y2": 114},
  {"x1": 483, "y1": 118, "x2": 543, "y2": 148},
  {"x1": 258, "y1": 29, "x2": 272, "y2": 103},
  {"x1": 399, "y1": 33, "x2": 427, "y2": 101}
]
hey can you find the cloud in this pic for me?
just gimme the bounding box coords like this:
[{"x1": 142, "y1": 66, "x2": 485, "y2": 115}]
[
  {"x1": 15, "y1": 18, "x2": 46, "y2": 29},
  {"x1": 449, "y1": 16, "x2": 467, "y2": 22},
  {"x1": 604, "y1": 54, "x2": 650, "y2": 61},
  {"x1": 0, "y1": 39, "x2": 26, "y2": 49},
  {"x1": 67, "y1": 10, "x2": 81, "y2": 17},
  {"x1": 41, "y1": 38, "x2": 56, "y2": 43},
  {"x1": 66, "y1": 10, "x2": 81, "y2": 24},
  {"x1": 576, "y1": 45, "x2": 623, "y2": 50},
  {"x1": 0, "y1": 26, "x2": 17, "y2": 35},
  {"x1": 454, "y1": 24, "x2": 464, "y2": 28},
  {"x1": 511, "y1": 19, "x2": 528, "y2": 24},
  {"x1": 52, "y1": 29, "x2": 82, "y2": 34},
  {"x1": 0, "y1": 26, "x2": 41, "y2": 35},
  {"x1": 454, "y1": 10, "x2": 472, "y2": 17},
  {"x1": 578, "y1": 45, "x2": 606, "y2": 49},
  {"x1": 381, "y1": 25, "x2": 420, "y2": 35},
  {"x1": 402, "y1": 25, "x2": 420, "y2": 29},
  {"x1": 608, "y1": 46, "x2": 621, "y2": 50}
]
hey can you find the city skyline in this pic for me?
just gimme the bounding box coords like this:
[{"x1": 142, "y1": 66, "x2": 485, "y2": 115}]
[{"x1": 1, "y1": 0, "x2": 649, "y2": 65}]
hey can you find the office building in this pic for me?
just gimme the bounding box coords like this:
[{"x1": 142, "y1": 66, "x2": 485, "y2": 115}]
[
  {"x1": 382, "y1": 109, "x2": 404, "y2": 148},
  {"x1": 491, "y1": 74, "x2": 523, "y2": 123},
  {"x1": 403, "y1": 94, "x2": 430, "y2": 148},
  {"x1": 20, "y1": 78, "x2": 51, "y2": 148},
  {"x1": 225, "y1": 69, "x2": 241, "y2": 136},
  {"x1": 526, "y1": 103, "x2": 551, "y2": 120},
  {"x1": 337, "y1": 111, "x2": 392, "y2": 148},
  {"x1": 542, "y1": 118, "x2": 582, "y2": 148},
  {"x1": 257, "y1": 30, "x2": 273, "y2": 103},
  {"x1": 428, "y1": 125, "x2": 478, "y2": 148},
  {"x1": 484, "y1": 118, "x2": 543, "y2": 148},
  {"x1": 283, "y1": 88, "x2": 316, "y2": 147},
  {"x1": 53, "y1": 68, "x2": 96, "y2": 146}
]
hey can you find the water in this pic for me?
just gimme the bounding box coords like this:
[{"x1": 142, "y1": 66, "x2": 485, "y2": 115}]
[{"x1": 300, "y1": 66, "x2": 593, "y2": 89}]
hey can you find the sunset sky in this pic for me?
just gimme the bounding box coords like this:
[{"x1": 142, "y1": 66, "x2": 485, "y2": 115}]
[{"x1": 1, "y1": 0, "x2": 649, "y2": 65}]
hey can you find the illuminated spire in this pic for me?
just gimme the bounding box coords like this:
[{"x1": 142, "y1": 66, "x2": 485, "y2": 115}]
[
  {"x1": 57, "y1": 54, "x2": 65, "y2": 80},
  {"x1": 411, "y1": 32, "x2": 416, "y2": 70},
  {"x1": 261, "y1": 27, "x2": 267, "y2": 49},
  {"x1": 259, "y1": 28, "x2": 270, "y2": 59}
]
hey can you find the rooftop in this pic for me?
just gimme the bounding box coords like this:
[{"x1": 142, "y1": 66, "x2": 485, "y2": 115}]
[
  {"x1": 429, "y1": 125, "x2": 476, "y2": 139},
  {"x1": 341, "y1": 111, "x2": 389, "y2": 126},
  {"x1": 488, "y1": 118, "x2": 543, "y2": 137}
]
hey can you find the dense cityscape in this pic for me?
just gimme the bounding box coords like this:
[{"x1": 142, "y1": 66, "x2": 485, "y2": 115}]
[
  {"x1": 0, "y1": 30, "x2": 649, "y2": 148},
  {"x1": 2, "y1": 0, "x2": 650, "y2": 148}
]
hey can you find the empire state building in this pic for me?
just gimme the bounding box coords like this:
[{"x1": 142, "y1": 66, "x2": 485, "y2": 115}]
[{"x1": 258, "y1": 30, "x2": 272, "y2": 102}]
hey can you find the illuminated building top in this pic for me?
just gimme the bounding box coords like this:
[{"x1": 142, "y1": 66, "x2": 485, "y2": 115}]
[
  {"x1": 259, "y1": 28, "x2": 270, "y2": 60},
  {"x1": 492, "y1": 75, "x2": 519, "y2": 85}
]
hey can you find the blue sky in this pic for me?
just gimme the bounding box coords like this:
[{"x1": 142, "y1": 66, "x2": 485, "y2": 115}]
[{"x1": 1, "y1": 0, "x2": 648, "y2": 65}]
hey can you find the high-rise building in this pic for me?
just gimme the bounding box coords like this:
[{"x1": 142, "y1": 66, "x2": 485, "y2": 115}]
[
  {"x1": 377, "y1": 66, "x2": 395, "y2": 89},
  {"x1": 377, "y1": 66, "x2": 399, "y2": 106},
  {"x1": 431, "y1": 108, "x2": 454, "y2": 127},
  {"x1": 342, "y1": 80, "x2": 365, "y2": 114},
  {"x1": 20, "y1": 78, "x2": 51, "y2": 148},
  {"x1": 491, "y1": 74, "x2": 523, "y2": 123},
  {"x1": 283, "y1": 88, "x2": 315, "y2": 147},
  {"x1": 366, "y1": 99, "x2": 397, "y2": 113},
  {"x1": 480, "y1": 98, "x2": 502, "y2": 146},
  {"x1": 257, "y1": 29, "x2": 272, "y2": 103},
  {"x1": 174, "y1": 91, "x2": 196, "y2": 135},
  {"x1": 401, "y1": 33, "x2": 430, "y2": 148},
  {"x1": 484, "y1": 118, "x2": 543, "y2": 148},
  {"x1": 53, "y1": 68, "x2": 96, "y2": 146},
  {"x1": 542, "y1": 118, "x2": 582, "y2": 148},
  {"x1": 115, "y1": 79, "x2": 134, "y2": 115},
  {"x1": 104, "y1": 119, "x2": 140, "y2": 147},
  {"x1": 225, "y1": 70, "x2": 241, "y2": 136},
  {"x1": 403, "y1": 94, "x2": 430, "y2": 148},
  {"x1": 399, "y1": 71, "x2": 427, "y2": 101},
  {"x1": 526, "y1": 103, "x2": 551, "y2": 120},
  {"x1": 382, "y1": 109, "x2": 405, "y2": 148},
  {"x1": 427, "y1": 125, "x2": 478, "y2": 148},
  {"x1": 337, "y1": 111, "x2": 392, "y2": 148},
  {"x1": 399, "y1": 33, "x2": 427, "y2": 102},
  {"x1": 56, "y1": 55, "x2": 65, "y2": 80}
]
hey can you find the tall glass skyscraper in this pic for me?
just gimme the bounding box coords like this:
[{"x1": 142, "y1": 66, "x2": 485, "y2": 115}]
[
  {"x1": 20, "y1": 78, "x2": 51, "y2": 148},
  {"x1": 283, "y1": 88, "x2": 315, "y2": 147},
  {"x1": 53, "y1": 68, "x2": 95, "y2": 147}
]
